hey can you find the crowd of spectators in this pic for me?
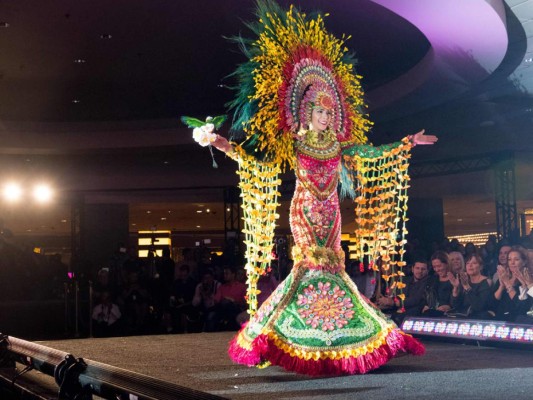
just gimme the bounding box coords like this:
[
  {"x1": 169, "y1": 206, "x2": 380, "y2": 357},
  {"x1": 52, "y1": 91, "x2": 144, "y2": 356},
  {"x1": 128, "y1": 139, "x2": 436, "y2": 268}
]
[
  {"x1": 89, "y1": 246, "x2": 275, "y2": 337},
  {"x1": 373, "y1": 234, "x2": 533, "y2": 326},
  {"x1": 2, "y1": 225, "x2": 533, "y2": 338}
]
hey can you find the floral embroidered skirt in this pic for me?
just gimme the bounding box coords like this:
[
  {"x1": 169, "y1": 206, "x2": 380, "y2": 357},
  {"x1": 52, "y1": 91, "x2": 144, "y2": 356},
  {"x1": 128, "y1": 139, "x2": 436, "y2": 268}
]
[{"x1": 228, "y1": 265, "x2": 424, "y2": 376}]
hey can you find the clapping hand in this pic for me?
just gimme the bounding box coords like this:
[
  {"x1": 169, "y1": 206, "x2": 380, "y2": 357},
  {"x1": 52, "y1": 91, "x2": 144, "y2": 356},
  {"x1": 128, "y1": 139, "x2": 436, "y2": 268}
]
[
  {"x1": 448, "y1": 272, "x2": 460, "y2": 288},
  {"x1": 513, "y1": 268, "x2": 533, "y2": 289},
  {"x1": 497, "y1": 265, "x2": 510, "y2": 286},
  {"x1": 524, "y1": 269, "x2": 533, "y2": 288},
  {"x1": 459, "y1": 272, "x2": 471, "y2": 291}
]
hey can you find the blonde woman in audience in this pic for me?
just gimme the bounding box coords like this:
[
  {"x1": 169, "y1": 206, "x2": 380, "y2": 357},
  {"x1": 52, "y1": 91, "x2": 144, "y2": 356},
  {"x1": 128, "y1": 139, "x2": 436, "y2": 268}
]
[
  {"x1": 449, "y1": 254, "x2": 493, "y2": 319},
  {"x1": 494, "y1": 246, "x2": 532, "y2": 321},
  {"x1": 448, "y1": 251, "x2": 465, "y2": 274}
]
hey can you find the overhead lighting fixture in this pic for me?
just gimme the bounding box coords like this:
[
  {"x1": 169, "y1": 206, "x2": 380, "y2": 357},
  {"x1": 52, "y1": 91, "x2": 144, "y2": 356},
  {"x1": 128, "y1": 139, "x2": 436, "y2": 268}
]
[
  {"x1": 61, "y1": 219, "x2": 67, "y2": 223},
  {"x1": 100, "y1": 34, "x2": 112, "y2": 39},
  {"x1": 196, "y1": 225, "x2": 201, "y2": 228},
  {"x1": 72, "y1": 99, "x2": 80, "y2": 104},
  {"x1": 196, "y1": 210, "x2": 203, "y2": 213},
  {"x1": 486, "y1": 211, "x2": 491, "y2": 214},
  {"x1": 74, "y1": 59, "x2": 86, "y2": 64},
  {"x1": 160, "y1": 217, "x2": 167, "y2": 221},
  {"x1": 146, "y1": 211, "x2": 151, "y2": 214},
  {"x1": 3, "y1": 183, "x2": 23, "y2": 202},
  {"x1": 457, "y1": 218, "x2": 463, "y2": 222},
  {"x1": 33, "y1": 184, "x2": 53, "y2": 204},
  {"x1": 206, "y1": 208, "x2": 210, "y2": 213},
  {"x1": 0, "y1": 22, "x2": 9, "y2": 28}
]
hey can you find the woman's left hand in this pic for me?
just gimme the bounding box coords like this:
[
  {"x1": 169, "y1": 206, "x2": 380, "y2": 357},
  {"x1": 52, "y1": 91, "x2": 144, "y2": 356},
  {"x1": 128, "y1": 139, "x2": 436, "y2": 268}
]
[{"x1": 410, "y1": 129, "x2": 438, "y2": 146}]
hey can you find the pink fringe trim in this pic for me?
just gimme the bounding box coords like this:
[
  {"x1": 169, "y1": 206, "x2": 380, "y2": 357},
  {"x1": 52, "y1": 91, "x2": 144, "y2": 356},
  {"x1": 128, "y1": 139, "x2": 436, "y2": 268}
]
[{"x1": 228, "y1": 326, "x2": 424, "y2": 376}]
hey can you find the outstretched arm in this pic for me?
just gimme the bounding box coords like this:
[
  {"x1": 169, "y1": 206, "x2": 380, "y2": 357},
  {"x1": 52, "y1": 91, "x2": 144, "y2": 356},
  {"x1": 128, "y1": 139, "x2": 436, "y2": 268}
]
[
  {"x1": 343, "y1": 129, "x2": 438, "y2": 157},
  {"x1": 409, "y1": 129, "x2": 438, "y2": 146}
]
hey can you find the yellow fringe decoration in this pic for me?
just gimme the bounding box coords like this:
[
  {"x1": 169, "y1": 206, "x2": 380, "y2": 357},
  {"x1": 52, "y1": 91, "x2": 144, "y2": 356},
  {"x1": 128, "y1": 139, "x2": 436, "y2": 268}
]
[
  {"x1": 235, "y1": 147, "x2": 281, "y2": 315},
  {"x1": 344, "y1": 137, "x2": 413, "y2": 305}
]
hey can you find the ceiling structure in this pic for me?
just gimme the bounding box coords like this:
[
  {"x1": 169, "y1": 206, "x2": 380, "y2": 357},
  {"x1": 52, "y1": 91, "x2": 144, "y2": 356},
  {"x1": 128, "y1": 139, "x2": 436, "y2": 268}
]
[{"x1": 0, "y1": 0, "x2": 532, "y2": 241}]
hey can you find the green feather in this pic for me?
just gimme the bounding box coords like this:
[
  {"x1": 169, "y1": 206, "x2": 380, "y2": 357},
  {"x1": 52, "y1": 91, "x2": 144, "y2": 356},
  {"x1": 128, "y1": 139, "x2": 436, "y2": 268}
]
[
  {"x1": 212, "y1": 115, "x2": 228, "y2": 129},
  {"x1": 180, "y1": 116, "x2": 205, "y2": 128}
]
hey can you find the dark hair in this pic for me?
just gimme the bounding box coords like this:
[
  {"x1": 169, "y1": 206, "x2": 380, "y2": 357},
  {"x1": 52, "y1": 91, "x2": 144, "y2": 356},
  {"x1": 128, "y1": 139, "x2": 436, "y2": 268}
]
[
  {"x1": 431, "y1": 251, "x2": 449, "y2": 265},
  {"x1": 465, "y1": 253, "x2": 483, "y2": 266}
]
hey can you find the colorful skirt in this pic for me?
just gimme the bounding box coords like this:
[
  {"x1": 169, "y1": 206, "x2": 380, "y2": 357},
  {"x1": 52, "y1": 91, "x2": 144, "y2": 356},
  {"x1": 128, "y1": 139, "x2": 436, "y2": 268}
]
[{"x1": 228, "y1": 266, "x2": 424, "y2": 376}]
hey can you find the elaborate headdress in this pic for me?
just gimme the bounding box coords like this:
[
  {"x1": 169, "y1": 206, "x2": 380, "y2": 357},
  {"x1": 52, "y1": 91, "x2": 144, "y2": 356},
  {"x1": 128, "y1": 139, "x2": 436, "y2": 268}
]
[{"x1": 229, "y1": 0, "x2": 372, "y2": 170}]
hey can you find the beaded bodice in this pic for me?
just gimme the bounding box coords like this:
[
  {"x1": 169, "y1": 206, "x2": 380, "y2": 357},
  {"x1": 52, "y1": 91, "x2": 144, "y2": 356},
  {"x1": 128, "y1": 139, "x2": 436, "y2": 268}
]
[{"x1": 294, "y1": 132, "x2": 341, "y2": 201}]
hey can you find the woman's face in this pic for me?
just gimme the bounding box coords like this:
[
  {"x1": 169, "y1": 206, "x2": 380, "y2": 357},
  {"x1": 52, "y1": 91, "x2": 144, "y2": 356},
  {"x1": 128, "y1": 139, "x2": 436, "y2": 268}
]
[
  {"x1": 432, "y1": 259, "x2": 448, "y2": 278},
  {"x1": 508, "y1": 251, "x2": 525, "y2": 273},
  {"x1": 449, "y1": 254, "x2": 463, "y2": 273},
  {"x1": 465, "y1": 257, "x2": 481, "y2": 276},
  {"x1": 311, "y1": 107, "x2": 332, "y2": 132}
]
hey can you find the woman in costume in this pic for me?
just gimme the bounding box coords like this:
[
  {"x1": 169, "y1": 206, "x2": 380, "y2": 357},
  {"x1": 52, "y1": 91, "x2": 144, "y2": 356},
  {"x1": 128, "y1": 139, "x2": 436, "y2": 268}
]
[{"x1": 186, "y1": 1, "x2": 436, "y2": 375}]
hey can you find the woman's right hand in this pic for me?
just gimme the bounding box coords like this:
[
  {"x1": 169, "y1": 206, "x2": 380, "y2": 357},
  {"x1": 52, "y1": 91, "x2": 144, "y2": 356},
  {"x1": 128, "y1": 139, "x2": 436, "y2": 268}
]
[{"x1": 212, "y1": 135, "x2": 233, "y2": 153}]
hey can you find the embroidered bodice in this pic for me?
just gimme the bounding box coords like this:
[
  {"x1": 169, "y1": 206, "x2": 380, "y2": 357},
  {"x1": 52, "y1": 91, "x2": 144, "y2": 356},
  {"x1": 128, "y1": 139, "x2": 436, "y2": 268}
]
[{"x1": 294, "y1": 132, "x2": 341, "y2": 201}]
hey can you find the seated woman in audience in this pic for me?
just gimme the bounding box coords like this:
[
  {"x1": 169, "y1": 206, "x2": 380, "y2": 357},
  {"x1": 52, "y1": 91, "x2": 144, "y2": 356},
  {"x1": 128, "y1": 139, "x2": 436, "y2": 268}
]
[
  {"x1": 508, "y1": 247, "x2": 533, "y2": 324},
  {"x1": 449, "y1": 254, "x2": 493, "y2": 319},
  {"x1": 422, "y1": 251, "x2": 453, "y2": 316},
  {"x1": 448, "y1": 251, "x2": 465, "y2": 274},
  {"x1": 493, "y1": 246, "x2": 533, "y2": 322}
]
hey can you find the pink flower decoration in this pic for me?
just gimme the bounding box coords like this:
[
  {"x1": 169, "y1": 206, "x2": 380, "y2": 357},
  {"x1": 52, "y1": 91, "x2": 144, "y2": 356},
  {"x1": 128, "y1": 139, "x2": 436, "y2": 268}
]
[{"x1": 297, "y1": 282, "x2": 355, "y2": 331}]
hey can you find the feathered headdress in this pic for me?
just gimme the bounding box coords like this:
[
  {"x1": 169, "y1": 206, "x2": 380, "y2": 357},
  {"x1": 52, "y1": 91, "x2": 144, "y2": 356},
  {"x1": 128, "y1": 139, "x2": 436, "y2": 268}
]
[{"x1": 228, "y1": 0, "x2": 372, "y2": 170}]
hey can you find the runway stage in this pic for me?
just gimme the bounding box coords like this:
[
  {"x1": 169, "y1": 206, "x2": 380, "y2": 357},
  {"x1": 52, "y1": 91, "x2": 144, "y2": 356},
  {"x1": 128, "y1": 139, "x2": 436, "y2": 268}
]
[{"x1": 19, "y1": 332, "x2": 529, "y2": 400}]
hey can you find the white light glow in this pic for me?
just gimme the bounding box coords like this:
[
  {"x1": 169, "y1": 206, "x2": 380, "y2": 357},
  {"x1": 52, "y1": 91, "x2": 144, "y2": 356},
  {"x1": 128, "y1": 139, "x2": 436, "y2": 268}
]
[
  {"x1": 33, "y1": 184, "x2": 53, "y2": 203},
  {"x1": 3, "y1": 183, "x2": 23, "y2": 202}
]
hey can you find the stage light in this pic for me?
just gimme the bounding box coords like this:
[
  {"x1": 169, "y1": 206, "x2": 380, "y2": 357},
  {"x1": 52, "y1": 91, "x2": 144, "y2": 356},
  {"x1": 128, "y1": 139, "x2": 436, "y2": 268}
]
[
  {"x1": 32, "y1": 184, "x2": 53, "y2": 203},
  {"x1": 3, "y1": 183, "x2": 23, "y2": 202},
  {"x1": 401, "y1": 317, "x2": 533, "y2": 345}
]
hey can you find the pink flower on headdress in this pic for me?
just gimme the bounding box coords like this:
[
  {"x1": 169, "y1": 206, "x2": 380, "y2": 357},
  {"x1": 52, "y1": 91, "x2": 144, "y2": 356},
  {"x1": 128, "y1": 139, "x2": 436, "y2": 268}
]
[{"x1": 317, "y1": 93, "x2": 334, "y2": 110}]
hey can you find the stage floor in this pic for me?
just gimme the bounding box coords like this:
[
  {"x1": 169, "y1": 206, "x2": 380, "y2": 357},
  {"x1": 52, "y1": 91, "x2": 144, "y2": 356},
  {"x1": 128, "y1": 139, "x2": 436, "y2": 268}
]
[{"x1": 37, "y1": 333, "x2": 533, "y2": 400}]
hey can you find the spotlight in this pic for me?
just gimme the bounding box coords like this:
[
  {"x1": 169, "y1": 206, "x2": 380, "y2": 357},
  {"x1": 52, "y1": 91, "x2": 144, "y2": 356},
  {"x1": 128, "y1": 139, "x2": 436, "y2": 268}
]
[
  {"x1": 33, "y1": 184, "x2": 53, "y2": 203},
  {"x1": 3, "y1": 183, "x2": 23, "y2": 202}
]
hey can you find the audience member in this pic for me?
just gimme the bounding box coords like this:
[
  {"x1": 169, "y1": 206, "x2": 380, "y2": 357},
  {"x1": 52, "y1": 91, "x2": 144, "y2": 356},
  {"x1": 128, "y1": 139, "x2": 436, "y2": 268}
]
[
  {"x1": 92, "y1": 290, "x2": 122, "y2": 337},
  {"x1": 449, "y1": 254, "x2": 493, "y2": 319},
  {"x1": 448, "y1": 251, "x2": 465, "y2": 274},
  {"x1": 175, "y1": 248, "x2": 198, "y2": 282},
  {"x1": 205, "y1": 266, "x2": 246, "y2": 331},
  {"x1": 464, "y1": 242, "x2": 478, "y2": 258},
  {"x1": 163, "y1": 264, "x2": 197, "y2": 333},
  {"x1": 191, "y1": 269, "x2": 221, "y2": 331},
  {"x1": 493, "y1": 246, "x2": 532, "y2": 321},
  {"x1": 422, "y1": 251, "x2": 453, "y2": 316},
  {"x1": 119, "y1": 271, "x2": 151, "y2": 334},
  {"x1": 492, "y1": 244, "x2": 512, "y2": 284},
  {"x1": 377, "y1": 259, "x2": 430, "y2": 325}
]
